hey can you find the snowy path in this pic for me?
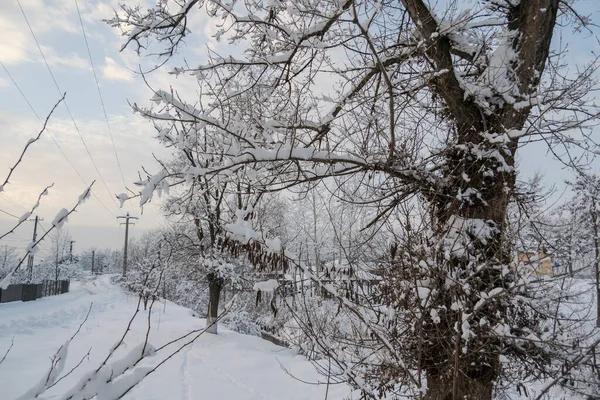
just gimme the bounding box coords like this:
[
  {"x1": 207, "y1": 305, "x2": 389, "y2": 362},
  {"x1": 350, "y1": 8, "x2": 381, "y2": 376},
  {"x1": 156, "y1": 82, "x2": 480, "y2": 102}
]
[{"x1": 0, "y1": 276, "x2": 351, "y2": 399}]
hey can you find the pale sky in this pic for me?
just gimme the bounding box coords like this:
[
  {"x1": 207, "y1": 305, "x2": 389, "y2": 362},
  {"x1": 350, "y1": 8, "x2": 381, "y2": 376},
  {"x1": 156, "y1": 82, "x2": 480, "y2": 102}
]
[
  {"x1": 0, "y1": 0, "x2": 223, "y2": 254},
  {"x1": 0, "y1": 0, "x2": 599, "y2": 258}
]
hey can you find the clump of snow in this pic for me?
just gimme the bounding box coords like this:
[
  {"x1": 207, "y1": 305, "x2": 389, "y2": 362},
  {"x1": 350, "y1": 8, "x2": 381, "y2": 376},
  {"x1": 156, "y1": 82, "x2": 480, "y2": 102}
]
[
  {"x1": 78, "y1": 187, "x2": 92, "y2": 204},
  {"x1": 443, "y1": 215, "x2": 498, "y2": 258},
  {"x1": 26, "y1": 240, "x2": 40, "y2": 255},
  {"x1": 253, "y1": 279, "x2": 279, "y2": 293},
  {"x1": 139, "y1": 170, "x2": 168, "y2": 205},
  {"x1": 225, "y1": 208, "x2": 259, "y2": 244},
  {"x1": 0, "y1": 271, "x2": 13, "y2": 289},
  {"x1": 52, "y1": 208, "x2": 69, "y2": 229},
  {"x1": 116, "y1": 193, "x2": 128, "y2": 208},
  {"x1": 265, "y1": 237, "x2": 281, "y2": 253},
  {"x1": 416, "y1": 286, "x2": 431, "y2": 307},
  {"x1": 430, "y1": 308, "x2": 441, "y2": 324},
  {"x1": 19, "y1": 211, "x2": 32, "y2": 223},
  {"x1": 15, "y1": 341, "x2": 69, "y2": 400}
]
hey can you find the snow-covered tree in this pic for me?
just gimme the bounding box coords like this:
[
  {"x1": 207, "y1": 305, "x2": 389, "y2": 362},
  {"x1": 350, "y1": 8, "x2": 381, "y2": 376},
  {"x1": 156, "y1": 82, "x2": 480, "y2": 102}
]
[
  {"x1": 0, "y1": 246, "x2": 18, "y2": 281},
  {"x1": 79, "y1": 247, "x2": 117, "y2": 275},
  {"x1": 569, "y1": 173, "x2": 600, "y2": 327},
  {"x1": 109, "y1": 0, "x2": 600, "y2": 397}
]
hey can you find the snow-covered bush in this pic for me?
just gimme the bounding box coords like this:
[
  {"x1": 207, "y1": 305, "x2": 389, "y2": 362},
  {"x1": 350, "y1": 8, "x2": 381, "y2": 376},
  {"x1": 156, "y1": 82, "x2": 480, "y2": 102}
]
[
  {"x1": 33, "y1": 259, "x2": 86, "y2": 282},
  {"x1": 223, "y1": 311, "x2": 262, "y2": 337}
]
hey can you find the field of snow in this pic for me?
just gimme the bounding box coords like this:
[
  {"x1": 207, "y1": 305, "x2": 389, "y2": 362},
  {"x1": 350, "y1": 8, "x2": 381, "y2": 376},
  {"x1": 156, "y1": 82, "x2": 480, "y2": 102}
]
[{"x1": 0, "y1": 276, "x2": 352, "y2": 400}]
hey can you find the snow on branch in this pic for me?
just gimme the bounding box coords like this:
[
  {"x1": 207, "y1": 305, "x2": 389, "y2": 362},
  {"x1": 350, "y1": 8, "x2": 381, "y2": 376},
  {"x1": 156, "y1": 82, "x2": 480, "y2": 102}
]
[
  {"x1": 14, "y1": 304, "x2": 93, "y2": 400},
  {"x1": 59, "y1": 296, "x2": 238, "y2": 400},
  {"x1": 133, "y1": 144, "x2": 436, "y2": 207},
  {"x1": 106, "y1": 0, "x2": 201, "y2": 57},
  {"x1": 0, "y1": 182, "x2": 96, "y2": 289},
  {"x1": 52, "y1": 208, "x2": 70, "y2": 229},
  {"x1": 0, "y1": 184, "x2": 53, "y2": 241},
  {"x1": 253, "y1": 279, "x2": 278, "y2": 293}
]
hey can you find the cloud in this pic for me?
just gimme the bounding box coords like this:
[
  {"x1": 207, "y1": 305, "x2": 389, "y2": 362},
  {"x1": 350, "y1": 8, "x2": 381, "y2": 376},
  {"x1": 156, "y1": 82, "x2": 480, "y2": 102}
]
[
  {"x1": 39, "y1": 45, "x2": 91, "y2": 71},
  {"x1": 0, "y1": 109, "x2": 165, "y2": 232},
  {"x1": 102, "y1": 57, "x2": 133, "y2": 81},
  {"x1": 0, "y1": 0, "x2": 81, "y2": 66},
  {"x1": 0, "y1": 11, "x2": 32, "y2": 64}
]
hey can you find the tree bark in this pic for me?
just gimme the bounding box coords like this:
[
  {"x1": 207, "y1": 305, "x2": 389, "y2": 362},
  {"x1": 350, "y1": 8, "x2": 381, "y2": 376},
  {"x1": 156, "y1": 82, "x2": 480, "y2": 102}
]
[
  {"x1": 206, "y1": 272, "x2": 223, "y2": 334},
  {"x1": 397, "y1": 1, "x2": 560, "y2": 397},
  {"x1": 426, "y1": 372, "x2": 494, "y2": 400}
]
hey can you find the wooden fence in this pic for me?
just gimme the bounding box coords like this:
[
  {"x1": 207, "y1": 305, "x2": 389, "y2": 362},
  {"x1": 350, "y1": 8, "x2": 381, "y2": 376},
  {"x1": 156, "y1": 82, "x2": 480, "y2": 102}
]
[{"x1": 0, "y1": 280, "x2": 70, "y2": 303}]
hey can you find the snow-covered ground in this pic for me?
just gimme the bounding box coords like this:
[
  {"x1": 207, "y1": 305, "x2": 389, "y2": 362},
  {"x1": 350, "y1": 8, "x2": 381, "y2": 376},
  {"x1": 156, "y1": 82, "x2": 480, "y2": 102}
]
[{"x1": 0, "y1": 276, "x2": 352, "y2": 399}]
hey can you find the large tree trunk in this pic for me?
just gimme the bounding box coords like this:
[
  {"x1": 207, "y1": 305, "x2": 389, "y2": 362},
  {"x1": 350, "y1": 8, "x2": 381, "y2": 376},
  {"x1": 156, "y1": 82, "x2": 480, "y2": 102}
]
[
  {"x1": 206, "y1": 272, "x2": 224, "y2": 334},
  {"x1": 426, "y1": 372, "x2": 494, "y2": 400},
  {"x1": 397, "y1": 1, "x2": 560, "y2": 397},
  {"x1": 418, "y1": 122, "x2": 516, "y2": 398}
]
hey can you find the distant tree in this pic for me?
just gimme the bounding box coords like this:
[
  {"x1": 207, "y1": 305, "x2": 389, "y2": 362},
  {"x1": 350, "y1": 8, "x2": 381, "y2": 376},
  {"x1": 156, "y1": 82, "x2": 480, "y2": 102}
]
[
  {"x1": 123, "y1": 250, "x2": 162, "y2": 310},
  {"x1": 0, "y1": 245, "x2": 18, "y2": 280},
  {"x1": 159, "y1": 176, "x2": 265, "y2": 334},
  {"x1": 569, "y1": 173, "x2": 600, "y2": 327},
  {"x1": 80, "y1": 248, "x2": 114, "y2": 275}
]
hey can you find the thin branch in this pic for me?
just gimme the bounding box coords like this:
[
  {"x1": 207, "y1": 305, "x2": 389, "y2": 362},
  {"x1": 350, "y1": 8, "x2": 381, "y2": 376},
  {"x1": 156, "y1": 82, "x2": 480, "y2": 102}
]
[{"x1": 1, "y1": 94, "x2": 65, "y2": 190}]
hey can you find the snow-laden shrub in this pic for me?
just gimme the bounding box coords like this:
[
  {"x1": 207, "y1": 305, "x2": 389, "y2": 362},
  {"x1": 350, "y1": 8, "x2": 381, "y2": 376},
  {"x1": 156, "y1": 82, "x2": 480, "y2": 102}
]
[
  {"x1": 223, "y1": 310, "x2": 262, "y2": 337},
  {"x1": 35, "y1": 260, "x2": 86, "y2": 282},
  {"x1": 279, "y1": 297, "x2": 359, "y2": 360},
  {"x1": 166, "y1": 279, "x2": 207, "y2": 316}
]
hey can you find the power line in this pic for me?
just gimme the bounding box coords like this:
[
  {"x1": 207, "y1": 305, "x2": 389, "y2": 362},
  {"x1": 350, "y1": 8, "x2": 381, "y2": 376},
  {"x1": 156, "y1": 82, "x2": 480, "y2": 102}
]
[
  {"x1": 0, "y1": 193, "x2": 28, "y2": 211},
  {"x1": 0, "y1": 60, "x2": 117, "y2": 218},
  {"x1": 37, "y1": 221, "x2": 48, "y2": 234},
  {"x1": 1, "y1": 238, "x2": 31, "y2": 245},
  {"x1": 0, "y1": 63, "x2": 79, "y2": 179},
  {"x1": 16, "y1": 0, "x2": 121, "y2": 212},
  {"x1": 74, "y1": 0, "x2": 129, "y2": 204},
  {"x1": 0, "y1": 208, "x2": 19, "y2": 219}
]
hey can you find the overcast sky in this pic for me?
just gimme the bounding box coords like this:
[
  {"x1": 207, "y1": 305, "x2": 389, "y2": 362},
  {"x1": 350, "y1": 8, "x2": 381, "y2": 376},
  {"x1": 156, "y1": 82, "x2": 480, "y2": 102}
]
[{"x1": 0, "y1": 0, "x2": 599, "y2": 257}]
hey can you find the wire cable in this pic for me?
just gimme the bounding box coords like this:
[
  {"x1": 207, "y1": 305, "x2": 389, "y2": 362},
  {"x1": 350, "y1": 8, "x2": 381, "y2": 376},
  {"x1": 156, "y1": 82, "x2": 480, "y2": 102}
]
[
  {"x1": 0, "y1": 60, "x2": 116, "y2": 218},
  {"x1": 0, "y1": 208, "x2": 19, "y2": 219},
  {"x1": 0, "y1": 193, "x2": 28, "y2": 211},
  {"x1": 16, "y1": 0, "x2": 121, "y2": 212},
  {"x1": 74, "y1": 0, "x2": 130, "y2": 205},
  {"x1": 37, "y1": 221, "x2": 48, "y2": 235}
]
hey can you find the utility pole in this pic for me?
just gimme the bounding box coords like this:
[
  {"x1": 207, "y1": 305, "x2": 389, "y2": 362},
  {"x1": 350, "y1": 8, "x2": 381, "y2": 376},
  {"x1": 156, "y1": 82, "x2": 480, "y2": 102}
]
[
  {"x1": 117, "y1": 212, "x2": 138, "y2": 277},
  {"x1": 69, "y1": 240, "x2": 76, "y2": 264},
  {"x1": 26, "y1": 215, "x2": 40, "y2": 282}
]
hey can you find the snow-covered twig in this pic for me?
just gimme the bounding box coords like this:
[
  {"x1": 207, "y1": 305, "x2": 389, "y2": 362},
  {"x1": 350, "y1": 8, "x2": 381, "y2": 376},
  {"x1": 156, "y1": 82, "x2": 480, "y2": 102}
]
[
  {"x1": 14, "y1": 303, "x2": 92, "y2": 400},
  {"x1": 1, "y1": 182, "x2": 95, "y2": 289},
  {"x1": 0, "y1": 337, "x2": 14, "y2": 366},
  {"x1": 47, "y1": 348, "x2": 92, "y2": 391},
  {"x1": 114, "y1": 296, "x2": 237, "y2": 399},
  {"x1": 0, "y1": 184, "x2": 54, "y2": 241},
  {"x1": 533, "y1": 337, "x2": 600, "y2": 400},
  {"x1": 58, "y1": 293, "x2": 236, "y2": 400}
]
